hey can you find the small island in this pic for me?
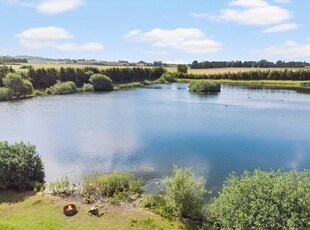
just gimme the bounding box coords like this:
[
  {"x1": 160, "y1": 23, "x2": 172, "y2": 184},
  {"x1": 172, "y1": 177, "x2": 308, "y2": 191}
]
[{"x1": 188, "y1": 80, "x2": 221, "y2": 93}]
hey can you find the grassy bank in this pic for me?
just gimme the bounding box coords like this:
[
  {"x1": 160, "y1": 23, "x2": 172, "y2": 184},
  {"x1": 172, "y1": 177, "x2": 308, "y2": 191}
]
[
  {"x1": 178, "y1": 79, "x2": 310, "y2": 90},
  {"x1": 0, "y1": 190, "x2": 184, "y2": 230}
]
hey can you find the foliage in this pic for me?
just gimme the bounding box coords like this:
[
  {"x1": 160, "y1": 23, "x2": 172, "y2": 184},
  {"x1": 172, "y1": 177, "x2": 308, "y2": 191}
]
[
  {"x1": 20, "y1": 79, "x2": 34, "y2": 97},
  {"x1": 49, "y1": 176, "x2": 74, "y2": 196},
  {"x1": 2, "y1": 73, "x2": 24, "y2": 97},
  {"x1": 158, "y1": 72, "x2": 177, "y2": 83},
  {"x1": 177, "y1": 64, "x2": 188, "y2": 74},
  {"x1": 209, "y1": 169, "x2": 310, "y2": 230},
  {"x1": 113, "y1": 82, "x2": 144, "y2": 90},
  {"x1": 89, "y1": 74, "x2": 113, "y2": 91},
  {"x1": 82, "y1": 172, "x2": 142, "y2": 202},
  {"x1": 163, "y1": 166, "x2": 207, "y2": 219},
  {"x1": 189, "y1": 80, "x2": 221, "y2": 93},
  {"x1": 46, "y1": 81, "x2": 77, "y2": 95},
  {"x1": 178, "y1": 69, "x2": 310, "y2": 81},
  {"x1": 81, "y1": 83, "x2": 94, "y2": 91},
  {"x1": 0, "y1": 87, "x2": 12, "y2": 101},
  {"x1": 0, "y1": 141, "x2": 45, "y2": 191},
  {"x1": 300, "y1": 81, "x2": 310, "y2": 87}
]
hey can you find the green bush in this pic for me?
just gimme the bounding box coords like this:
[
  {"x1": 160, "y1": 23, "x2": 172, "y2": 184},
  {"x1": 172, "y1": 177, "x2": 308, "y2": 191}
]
[
  {"x1": 81, "y1": 83, "x2": 94, "y2": 91},
  {"x1": 177, "y1": 64, "x2": 188, "y2": 74},
  {"x1": 189, "y1": 80, "x2": 221, "y2": 93},
  {"x1": 0, "y1": 87, "x2": 12, "y2": 101},
  {"x1": 158, "y1": 72, "x2": 177, "y2": 83},
  {"x1": 163, "y1": 166, "x2": 206, "y2": 219},
  {"x1": 49, "y1": 176, "x2": 74, "y2": 196},
  {"x1": 89, "y1": 74, "x2": 113, "y2": 91},
  {"x1": 2, "y1": 73, "x2": 33, "y2": 97},
  {"x1": 46, "y1": 81, "x2": 77, "y2": 95},
  {"x1": 82, "y1": 172, "x2": 142, "y2": 202},
  {"x1": 209, "y1": 170, "x2": 310, "y2": 229},
  {"x1": 20, "y1": 79, "x2": 34, "y2": 97},
  {"x1": 0, "y1": 141, "x2": 45, "y2": 191},
  {"x1": 300, "y1": 81, "x2": 310, "y2": 87}
]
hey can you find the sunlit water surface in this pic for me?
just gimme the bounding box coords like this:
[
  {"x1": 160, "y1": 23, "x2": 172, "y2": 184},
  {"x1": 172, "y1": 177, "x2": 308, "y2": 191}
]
[{"x1": 0, "y1": 83, "x2": 309, "y2": 193}]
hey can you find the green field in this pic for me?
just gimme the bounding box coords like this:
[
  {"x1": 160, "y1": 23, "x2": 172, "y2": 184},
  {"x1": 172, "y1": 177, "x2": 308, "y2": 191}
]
[
  {"x1": 3, "y1": 63, "x2": 307, "y2": 74},
  {"x1": 0, "y1": 191, "x2": 184, "y2": 230}
]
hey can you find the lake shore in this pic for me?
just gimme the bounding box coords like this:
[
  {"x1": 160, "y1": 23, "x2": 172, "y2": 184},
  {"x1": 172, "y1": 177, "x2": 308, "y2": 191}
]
[{"x1": 0, "y1": 190, "x2": 184, "y2": 230}]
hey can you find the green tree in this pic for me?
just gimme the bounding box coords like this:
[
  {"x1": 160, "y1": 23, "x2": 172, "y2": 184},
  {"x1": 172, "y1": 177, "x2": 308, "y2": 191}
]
[
  {"x1": 0, "y1": 87, "x2": 12, "y2": 101},
  {"x1": 89, "y1": 74, "x2": 113, "y2": 91},
  {"x1": 20, "y1": 79, "x2": 34, "y2": 97},
  {"x1": 0, "y1": 141, "x2": 45, "y2": 191},
  {"x1": 209, "y1": 169, "x2": 310, "y2": 229},
  {"x1": 163, "y1": 165, "x2": 206, "y2": 219},
  {"x1": 2, "y1": 73, "x2": 24, "y2": 97},
  {"x1": 176, "y1": 64, "x2": 188, "y2": 73}
]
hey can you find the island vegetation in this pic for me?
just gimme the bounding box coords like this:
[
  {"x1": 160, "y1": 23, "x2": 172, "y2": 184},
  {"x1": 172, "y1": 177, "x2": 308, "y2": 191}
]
[
  {"x1": 1, "y1": 141, "x2": 310, "y2": 229},
  {"x1": 189, "y1": 80, "x2": 221, "y2": 93}
]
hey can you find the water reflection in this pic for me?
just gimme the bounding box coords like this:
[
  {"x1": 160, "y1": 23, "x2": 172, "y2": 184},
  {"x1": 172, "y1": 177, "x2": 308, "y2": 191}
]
[{"x1": 0, "y1": 83, "x2": 309, "y2": 192}]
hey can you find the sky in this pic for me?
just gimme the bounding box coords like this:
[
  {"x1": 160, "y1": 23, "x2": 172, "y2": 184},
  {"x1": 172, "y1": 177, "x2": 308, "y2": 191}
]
[{"x1": 0, "y1": 0, "x2": 309, "y2": 63}]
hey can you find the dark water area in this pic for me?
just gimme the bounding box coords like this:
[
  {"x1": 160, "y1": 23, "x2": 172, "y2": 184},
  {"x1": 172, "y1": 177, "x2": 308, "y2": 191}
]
[{"x1": 0, "y1": 83, "x2": 309, "y2": 194}]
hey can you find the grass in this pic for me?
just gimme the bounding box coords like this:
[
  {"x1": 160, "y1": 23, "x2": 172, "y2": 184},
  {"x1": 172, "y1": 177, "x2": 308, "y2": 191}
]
[
  {"x1": 0, "y1": 190, "x2": 184, "y2": 230},
  {"x1": 178, "y1": 79, "x2": 310, "y2": 90},
  {"x1": 3, "y1": 63, "x2": 306, "y2": 73}
]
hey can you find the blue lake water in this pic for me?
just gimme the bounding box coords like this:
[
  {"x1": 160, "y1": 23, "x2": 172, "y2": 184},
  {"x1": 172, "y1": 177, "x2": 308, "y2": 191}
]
[{"x1": 0, "y1": 83, "x2": 310, "y2": 193}]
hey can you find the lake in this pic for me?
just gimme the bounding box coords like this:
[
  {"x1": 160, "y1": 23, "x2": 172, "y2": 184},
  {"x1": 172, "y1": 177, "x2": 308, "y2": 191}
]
[{"x1": 0, "y1": 83, "x2": 309, "y2": 194}]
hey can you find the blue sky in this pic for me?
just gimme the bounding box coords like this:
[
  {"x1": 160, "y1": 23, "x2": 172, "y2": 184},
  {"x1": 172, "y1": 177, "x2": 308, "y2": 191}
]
[{"x1": 0, "y1": 0, "x2": 309, "y2": 63}]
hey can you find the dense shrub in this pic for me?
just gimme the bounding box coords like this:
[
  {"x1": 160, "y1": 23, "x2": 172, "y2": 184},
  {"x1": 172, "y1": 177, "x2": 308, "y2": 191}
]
[
  {"x1": 209, "y1": 170, "x2": 310, "y2": 229},
  {"x1": 20, "y1": 79, "x2": 34, "y2": 97},
  {"x1": 0, "y1": 141, "x2": 45, "y2": 191},
  {"x1": 89, "y1": 74, "x2": 113, "y2": 91},
  {"x1": 158, "y1": 72, "x2": 177, "y2": 83},
  {"x1": 81, "y1": 83, "x2": 94, "y2": 91},
  {"x1": 49, "y1": 176, "x2": 75, "y2": 196},
  {"x1": 82, "y1": 172, "x2": 142, "y2": 202},
  {"x1": 177, "y1": 64, "x2": 188, "y2": 74},
  {"x1": 189, "y1": 80, "x2": 221, "y2": 93},
  {"x1": 163, "y1": 166, "x2": 206, "y2": 219},
  {"x1": 300, "y1": 81, "x2": 310, "y2": 87},
  {"x1": 0, "y1": 87, "x2": 12, "y2": 101},
  {"x1": 46, "y1": 81, "x2": 77, "y2": 95}
]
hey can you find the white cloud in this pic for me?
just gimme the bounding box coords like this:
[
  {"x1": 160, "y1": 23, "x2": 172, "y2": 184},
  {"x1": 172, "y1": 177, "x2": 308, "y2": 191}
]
[
  {"x1": 124, "y1": 28, "x2": 223, "y2": 55},
  {"x1": 308, "y1": 37, "x2": 310, "y2": 43},
  {"x1": 18, "y1": 27, "x2": 74, "y2": 40},
  {"x1": 17, "y1": 27, "x2": 104, "y2": 52},
  {"x1": 37, "y1": 0, "x2": 84, "y2": 14},
  {"x1": 262, "y1": 23, "x2": 300, "y2": 33},
  {"x1": 254, "y1": 39, "x2": 310, "y2": 58},
  {"x1": 211, "y1": 0, "x2": 292, "y2": 26},
  {"x1": 1, "y1": 0, "x2": 84, "y2": 14}
]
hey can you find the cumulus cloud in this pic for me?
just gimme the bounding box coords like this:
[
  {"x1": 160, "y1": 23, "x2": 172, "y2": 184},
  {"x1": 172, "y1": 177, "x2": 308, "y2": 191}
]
[
  {"x1": 262, "y1": 23, "x2": 300, "y2": 33},
  {"x1": 146, "y1": 50, "x2": 169, "y2": 57},
  {"x1": 254, "y1": 39, "x2": 310, "y2": 58},
  {"x1": 124, "y1": 28, "x2": 223, "y2": 55},
  {"x1": 37, "y1": 0, "x2": 84, "y2": 14},
  {"x1": 209, "y1": 0, "x2": 292, "y2": 26},
  {"x1": 1, "y1": 0, "x2": 84, "y2": 14},
  {"x1": 17, "y1": 27, "x2": 104, "y2": 52}
]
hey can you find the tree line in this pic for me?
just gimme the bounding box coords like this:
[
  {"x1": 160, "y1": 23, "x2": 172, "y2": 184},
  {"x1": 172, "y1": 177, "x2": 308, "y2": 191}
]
[
  {"x1": 0, "y1": 66, "x2": 165, "y2": 89},
  {"x1": 0, "y1": 56, "x2": 28, "y2": 64},
  {"x1": 191, "y1": 60, "x2": 310, "y2": 69},
  {"x1": 177, "y1": 69, "x2": 310, "y2": 81}
]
